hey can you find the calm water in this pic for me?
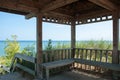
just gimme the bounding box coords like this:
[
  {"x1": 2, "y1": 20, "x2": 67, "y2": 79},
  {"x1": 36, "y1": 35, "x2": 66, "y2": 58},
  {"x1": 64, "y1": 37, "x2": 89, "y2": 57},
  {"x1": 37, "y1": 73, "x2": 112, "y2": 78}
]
[{"x1": 0, "y1": 41, "x2": 71, "y2": 56}]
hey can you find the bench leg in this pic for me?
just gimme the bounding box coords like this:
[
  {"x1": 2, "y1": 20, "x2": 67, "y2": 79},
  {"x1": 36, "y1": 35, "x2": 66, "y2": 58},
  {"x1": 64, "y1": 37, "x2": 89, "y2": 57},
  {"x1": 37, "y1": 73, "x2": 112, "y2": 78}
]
[{"x1": 46, "y1": 68, "x2": 49, "y2": 80}]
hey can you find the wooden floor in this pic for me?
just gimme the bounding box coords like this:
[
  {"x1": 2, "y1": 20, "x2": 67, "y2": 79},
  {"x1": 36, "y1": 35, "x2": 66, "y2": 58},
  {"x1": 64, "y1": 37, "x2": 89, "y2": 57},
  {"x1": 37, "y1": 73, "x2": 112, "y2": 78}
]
[
  {"x1": 0, "y1": 71, "x2": 112, "y2": 80},
  {"x1": 49, "y1": 70, "x2": 112, "y2": 80}
]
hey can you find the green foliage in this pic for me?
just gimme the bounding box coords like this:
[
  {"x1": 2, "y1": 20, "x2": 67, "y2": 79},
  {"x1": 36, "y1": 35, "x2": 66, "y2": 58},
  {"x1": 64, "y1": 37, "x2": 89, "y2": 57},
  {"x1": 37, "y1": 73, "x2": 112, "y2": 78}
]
[
  {"x1": 45, "y1": 39, "x2": 53, "y2": 50},
  {"x1": 4, "y1": 35, "x2": 20, "y2": 59},
  {"x1": 76, "y1": 40, "x2": 112, "y2": 50},
  {"x1": 21, "y1": 44, "x2": 36, "y2": 57}
]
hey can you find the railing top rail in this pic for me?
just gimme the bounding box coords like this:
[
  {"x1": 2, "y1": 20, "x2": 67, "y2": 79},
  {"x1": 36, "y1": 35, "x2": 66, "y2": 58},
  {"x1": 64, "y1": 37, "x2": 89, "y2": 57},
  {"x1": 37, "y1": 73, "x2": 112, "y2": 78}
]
[
  {"x1": 75, "y1": 48, "x2": 112, "y2": 51},
  {"x1": 43, "y1": 48, "x2": 73, "y2": 52}
]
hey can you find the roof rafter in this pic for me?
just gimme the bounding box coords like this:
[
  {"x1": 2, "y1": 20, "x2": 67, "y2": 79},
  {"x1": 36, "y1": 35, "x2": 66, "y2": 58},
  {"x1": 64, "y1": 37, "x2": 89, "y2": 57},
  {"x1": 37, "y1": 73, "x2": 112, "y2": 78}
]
[
  {"x1": 88, "y1": 0, "x2": 117, "y2": 11},
  {"x1": 26, "y1": 0, "x2": 78, "y2": 19},
  {"x1": 25, "y1": 11, "x2": 74, "y2": 19},
  {"x1": 0, "y1": 0, "x2": 38, "y2": 13},
  {"x1": 41, "y1": 0, "x2": 78, "y2": 12},
  {"x1": 76, "y1": 9, "x2": 112, "y2": 20}
]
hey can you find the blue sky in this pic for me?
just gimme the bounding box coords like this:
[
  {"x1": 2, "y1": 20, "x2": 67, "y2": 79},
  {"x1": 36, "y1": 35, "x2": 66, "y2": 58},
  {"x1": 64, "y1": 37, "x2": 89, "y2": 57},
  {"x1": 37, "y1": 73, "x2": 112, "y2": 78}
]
[{"x1": 0, "y1": 12, "x2": 117, "y2": 41}]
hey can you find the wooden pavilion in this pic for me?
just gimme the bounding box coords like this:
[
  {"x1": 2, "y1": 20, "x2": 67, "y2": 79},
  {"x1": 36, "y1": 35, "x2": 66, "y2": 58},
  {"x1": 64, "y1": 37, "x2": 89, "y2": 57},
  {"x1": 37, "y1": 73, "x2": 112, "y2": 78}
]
[{"x1": 0, "y1": 0, "x2": 120, "y2": 80}]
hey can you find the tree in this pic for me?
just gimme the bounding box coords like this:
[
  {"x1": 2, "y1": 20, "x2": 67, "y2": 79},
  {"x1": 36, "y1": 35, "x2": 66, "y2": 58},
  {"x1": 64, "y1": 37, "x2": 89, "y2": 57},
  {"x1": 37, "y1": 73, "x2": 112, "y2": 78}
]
[
  {"x1": 21, "y1": 44, "x2": 36, "y2": 57},
  {"x1": 4, "y1": 35, "x2": 20, "y2": 59},
  {"x1": 45, "y1": 39, "x2": 53, "y2": 50}
]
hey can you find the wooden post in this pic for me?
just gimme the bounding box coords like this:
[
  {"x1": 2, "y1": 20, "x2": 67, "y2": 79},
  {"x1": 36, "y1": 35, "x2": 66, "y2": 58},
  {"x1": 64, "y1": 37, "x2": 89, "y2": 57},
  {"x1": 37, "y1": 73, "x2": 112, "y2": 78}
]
[
  {"x1": 71, "y1": 19, "x2": 76, "y2": 58},
  {"x1": 36, "y1": 14, "x2": 43, "y2": 78},
  {"x1": 112, "y1": 10, "x2": 119, "y2": 64}
]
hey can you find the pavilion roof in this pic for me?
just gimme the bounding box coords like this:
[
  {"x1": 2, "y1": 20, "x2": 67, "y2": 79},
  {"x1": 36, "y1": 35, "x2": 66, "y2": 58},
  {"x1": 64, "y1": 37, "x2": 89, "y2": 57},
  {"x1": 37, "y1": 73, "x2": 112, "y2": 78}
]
[{"x1": 0, "y1": 0, "x2": 120, "y2": 25}]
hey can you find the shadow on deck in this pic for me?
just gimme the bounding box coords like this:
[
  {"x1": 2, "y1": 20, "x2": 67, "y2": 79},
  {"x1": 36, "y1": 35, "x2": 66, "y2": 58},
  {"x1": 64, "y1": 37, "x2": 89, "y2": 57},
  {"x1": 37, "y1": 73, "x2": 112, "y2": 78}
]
[
  {"x1": 0, "y1": 70, "x2": 113, "y2": 80},
  {"x1": 49, "y1": 70, "x2": 111, "y2": 80}
]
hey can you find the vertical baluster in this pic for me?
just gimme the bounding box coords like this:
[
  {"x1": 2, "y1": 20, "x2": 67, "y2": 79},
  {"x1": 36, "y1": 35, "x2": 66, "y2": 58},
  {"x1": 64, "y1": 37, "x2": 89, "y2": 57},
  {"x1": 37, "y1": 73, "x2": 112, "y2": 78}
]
[
  {"x1": 85, "y1": 49, "x2": 88, "y2": 70},
  {"x1": 49, "y1": 50, "x2": 52, "y2": 62},
  {"x1": 81, "y1": 49, "x2": 83, "y2": 60},
  {"x1": 90, "y1": 49, "x2": 92, "y2": 61},
  {"x1": 68, "y1": 49, "x2": 70, "y2": 59},
  {"x1": 63, "y1": 49, "x2": 65, "y2": 59},
  {"x1": 105, "y1": 50, "x2": 108, "y2": 63},
  {"x1": 103, "y1": 50, "x2": 105, "y2": 62},
  {"x1": 59, "y1": 50, "x2": 62, "y2": 60},
  {"x1": 89, "y1": 49, "x2": 92, "y2": 71},
  {"x1": 65, "y1": 49, "x2": 68, "y2": 59},
  {"x1": 87, "y1": 49, "x2": 90, "y2": 70},
  {"x1": 56, "y1": 49, "x2": 60, "y2": 60},
  {"x1": 77, "y1": 49, "x2": 81, "y2": 68},
  {"x1": 61, "y1": 50, "x2": 63, "y2": 60},
  {"x1": 76, "y1": 48, "x2": 79, "y2": 58},
  {"x1": 77, "y1": 49, "x2": 80, "y2": 59},
  {"x1": 58, "y1": 50, "x2": 60, "y2": 60},
  {"x1": 100, "y1": 50, "x2": 102, "y2": 62},
  {"x1": 95, "y1": 50, "x2": 97, "y2": 61},
  {"x1": 45, "y1": 51, "x2": 48, "y2": 63},
  {"x1": 76, "y1": 48, "x2": 79, "y2": 69},
  {"x1": 99, "y1": 50, "x2": 102, "y2": 73},
  {"x1": 42, "y1": 51, "x2": 45, "y2": 63},
  {"x1": 81, "y1": 49, "x2": 83, "y2": 69},
  {"x1": 56, "y1": 50, "x2": 58, "y2": 60},
  {"x1": 53, "y1": 50, "x2": 55, "y2": 61},
  {"x1": 94, "y1": 50, "x2": 97, "y2": 71},
  {"x1": 86, "y1": 49, "x2": 88, "y2": 60}
]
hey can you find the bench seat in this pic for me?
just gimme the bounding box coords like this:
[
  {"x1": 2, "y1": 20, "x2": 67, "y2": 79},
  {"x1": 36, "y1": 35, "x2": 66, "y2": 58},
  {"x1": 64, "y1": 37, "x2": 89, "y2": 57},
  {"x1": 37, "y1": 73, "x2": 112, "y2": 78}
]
[
  {"x1": 41, "y1": 59, "x2": 74, "y2": 80},
  {"x1": 74, "y1": 59, "x2": 120, "y2": 71}
]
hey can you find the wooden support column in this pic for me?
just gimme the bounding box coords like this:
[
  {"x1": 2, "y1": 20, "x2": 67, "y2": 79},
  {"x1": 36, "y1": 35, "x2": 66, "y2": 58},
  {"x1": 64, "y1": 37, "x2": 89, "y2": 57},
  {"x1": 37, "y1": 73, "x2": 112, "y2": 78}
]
[
  {"x1": 112, "y1": 10, "x2": 119, "y2": 64},
  {"x1": 71, "y1": 19, "x2": 76, "y2": 58},
  {"x1": 36, "y1": 14, "x2": 43, "y2": 78}
]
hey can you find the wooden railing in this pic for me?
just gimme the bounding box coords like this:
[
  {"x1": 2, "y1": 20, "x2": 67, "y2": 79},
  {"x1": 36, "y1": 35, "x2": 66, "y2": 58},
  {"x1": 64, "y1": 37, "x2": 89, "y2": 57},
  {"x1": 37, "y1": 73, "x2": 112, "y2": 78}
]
[
  {"x1": 74, "y1": 48, "x2": 113, "y2": 63},
  {"x1": 42, "y1": 48, "x2": 113, "y2": 73},
  {"x1": 74, "y1": 48, "x2": 113, "y2": 73},
  {"x1": 42, "y1": 48, "x2": 72, "y2": 63},
  {"x1": 12, "y1": 48, "x2": 117, "y2": 76}
]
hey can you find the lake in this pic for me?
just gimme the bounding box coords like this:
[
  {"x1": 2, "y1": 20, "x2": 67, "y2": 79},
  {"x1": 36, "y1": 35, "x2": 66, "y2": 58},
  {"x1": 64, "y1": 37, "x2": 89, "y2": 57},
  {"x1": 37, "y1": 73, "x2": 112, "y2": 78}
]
[{"x1": 0, "y1": 40, "x2": 71, "y2": 56}]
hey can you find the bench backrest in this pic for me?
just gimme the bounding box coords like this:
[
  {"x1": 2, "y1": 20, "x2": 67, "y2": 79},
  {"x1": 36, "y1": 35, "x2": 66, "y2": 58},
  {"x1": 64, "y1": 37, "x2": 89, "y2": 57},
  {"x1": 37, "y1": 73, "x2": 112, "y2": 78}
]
[{"x1": 10, "y1": 53, "x2": 36, "y2": 76}]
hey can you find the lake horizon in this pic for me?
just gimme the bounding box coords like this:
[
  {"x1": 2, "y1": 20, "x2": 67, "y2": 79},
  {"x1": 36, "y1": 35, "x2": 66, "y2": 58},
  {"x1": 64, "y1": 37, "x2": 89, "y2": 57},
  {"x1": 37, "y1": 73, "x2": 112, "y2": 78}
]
[{"x1": 0, "y1": 40, "x2": 112, "y2": 56}]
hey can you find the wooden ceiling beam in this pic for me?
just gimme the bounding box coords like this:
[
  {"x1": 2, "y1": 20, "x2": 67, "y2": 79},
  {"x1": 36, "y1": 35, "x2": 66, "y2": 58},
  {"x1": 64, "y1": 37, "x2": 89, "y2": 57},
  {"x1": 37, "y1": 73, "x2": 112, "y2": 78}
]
[
  {"x1": 76, "y1": 9, "x2": 112, "y2": 20},
  {"x1": 25, "y1": 11, "x2": 73, "y2": 19},
  {"x1": 88, "y1": 0, "x2": 117, "y2": 11},
  {"x1": 41, "y1": 0, "x2": 78, "y2": 12},
  {"x1": 0, "y1": 0, "x2": 38, "y2": 13},
  {"x1": 43, "y1": 11, "x2": 73, "y2": 19},
  {"x1": 17, "y1": 0, "x2": 42, "y2": 9},
  {"x1": 26, "y1": 0, "x2": 78, "y2": 19}
]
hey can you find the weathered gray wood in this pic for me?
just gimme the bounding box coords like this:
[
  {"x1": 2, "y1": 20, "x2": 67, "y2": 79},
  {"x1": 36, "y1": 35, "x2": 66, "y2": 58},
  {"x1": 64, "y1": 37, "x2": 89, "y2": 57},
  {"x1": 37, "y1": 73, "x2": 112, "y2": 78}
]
[
  {"x1": 46, "y1": 68, "x2": 49, "y2": 80},
  {"x1": 36, "y1": 14, "x2": 43, "y2": 78},
  {"x1": 112, "y1": 10, "x2": 119, "y2": 64},
  {"x1": 41, "y1": 59, "x2": 74, "y2": 69},
  {"x1": 10, "y1": 55, "x2": 17, "y2": 72},
  {"x1": 41, "y1": 59, "x2": 74, "y2": 80},
  {"x1": 88, "y1": 0, "x2": 117, "y2": 11},
  {"x1": 15, "y1": 53, "x2": 35, "y2": 63},
  {"x1": 74, "y1": 59, "x2": 120, "y2": 71},
  {"x1": 16, "y1": 63, "x2": 35, "y2": 76},
  {"x1": 41, "y1": 0, "x2": 78, "y2": 12},
  {"x1": 71, "y1": 19, "x2": 76, "y2": 59}
]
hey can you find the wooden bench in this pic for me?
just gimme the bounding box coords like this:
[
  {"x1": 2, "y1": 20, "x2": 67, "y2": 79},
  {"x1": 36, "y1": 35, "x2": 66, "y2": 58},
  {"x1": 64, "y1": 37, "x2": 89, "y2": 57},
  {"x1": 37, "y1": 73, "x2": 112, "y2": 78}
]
[
  {"x1": 41, "y1": 59, "x2": 74, "y2": 80},
  {"x1": 74, "y1": 58, "x2": 120, "y2": 79},
  {"x1": 10, "y1": 53, "x2": 36, "y2": 76},
  {"x1": 74, "y1": 59, "x2": 120, "y2": 71}
]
